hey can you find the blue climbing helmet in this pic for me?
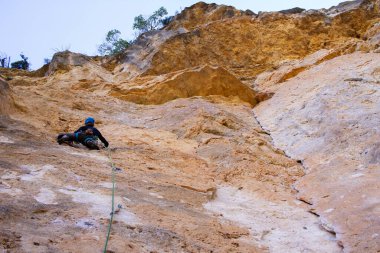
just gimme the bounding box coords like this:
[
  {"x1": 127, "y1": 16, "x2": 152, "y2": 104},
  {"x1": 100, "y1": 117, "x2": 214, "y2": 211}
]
[{"x1": 85, "y1": 117, "x2": 95, "y2": 126}]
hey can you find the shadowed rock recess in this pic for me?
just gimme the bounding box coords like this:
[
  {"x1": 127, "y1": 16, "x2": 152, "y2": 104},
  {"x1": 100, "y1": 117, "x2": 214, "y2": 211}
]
[
  {"x1": 0, "y1": 0, "x2": 379, "y2": 252},
  {"x1": 0, "y1": 78, "x2": 15, "y2": 115}
]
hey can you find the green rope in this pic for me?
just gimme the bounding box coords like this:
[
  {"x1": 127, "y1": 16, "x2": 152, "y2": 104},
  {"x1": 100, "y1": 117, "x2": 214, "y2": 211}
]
[{"x1": 103, "y1": 148, "x2": 116, "y2": 253}]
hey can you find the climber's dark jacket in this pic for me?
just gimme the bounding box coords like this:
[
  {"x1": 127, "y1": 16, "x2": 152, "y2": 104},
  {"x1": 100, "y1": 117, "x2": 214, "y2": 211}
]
[
  {"x1": 57, "y1": 132, "x2": 100, "y2": 150},
  {"x1": 75, "y1": 126, "x2": 109, "y2": 147}
]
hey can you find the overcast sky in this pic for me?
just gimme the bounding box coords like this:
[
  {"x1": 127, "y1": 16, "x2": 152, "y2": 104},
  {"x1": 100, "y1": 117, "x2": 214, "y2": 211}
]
[{"x1": 1, "y1": 0, "x2": 348, "y2": 69}]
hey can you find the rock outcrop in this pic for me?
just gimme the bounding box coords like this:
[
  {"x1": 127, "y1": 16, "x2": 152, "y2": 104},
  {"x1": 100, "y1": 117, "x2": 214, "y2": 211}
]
[
  {"x1": 113, "y1": 29, "x2": 187, "y2": 81},
  {"x1": 165, "y1": 2, "x2": 256, "y2": 31},
  {"x1": 1, "y1": 0, "x2": 380, "y2": 252},
  {"x1": 110, "y1": 65, "x2": 258, "y2": 105},
  {"x1": 46, "y1": 51, "x2": 94, "y2": 75},
  {"x1": 0, "y1": 78, "x2": 15, "y2": 115},
  {"x1": 254, "y1": 52, "x2": 380, "y2": 252},
  {"x1": 111, "y1": 0, "x2": 380, "y2": 82},
  {"x1": 44, "y1": 51, "x2": 112, "y2": 82},
  {"x1": 1, "y1": 81, "x2": 328, "y2": 252}
]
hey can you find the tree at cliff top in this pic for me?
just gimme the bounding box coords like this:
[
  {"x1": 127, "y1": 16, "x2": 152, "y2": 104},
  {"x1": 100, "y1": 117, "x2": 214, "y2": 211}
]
[
  {"x1": 10, "y1": 54, "x2": 30, "y2": 70},
  {"x1": 98, "y1": 29, "x2": 130, "y2": 56},
  {"x1": 133, "y1": 7, "x2": 169, "y2": 35}
]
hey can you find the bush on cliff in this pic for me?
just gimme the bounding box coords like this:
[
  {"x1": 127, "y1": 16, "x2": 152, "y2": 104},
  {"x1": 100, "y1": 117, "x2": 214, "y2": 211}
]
[
  {"x1": 133, "y1": 7, "x2": 168, "y2": 35},
  {"x1": 98, "y1": 29, "x2": 130, "y2": 56},
  {"x1": 10, "y1": 54, "x2": 30, "y2": 70}
]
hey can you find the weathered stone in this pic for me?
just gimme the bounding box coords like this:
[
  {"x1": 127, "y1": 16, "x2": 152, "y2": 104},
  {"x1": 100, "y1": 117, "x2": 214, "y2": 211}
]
[
  {"x1": 112, "y1": 0, "x2": 380, "y2": 81},
  {"x1": 0, "y1": 78, "x2": 15, "y2": 115},
  {"x1": 254, "y1": 52, "x2": 380, "y2": 252},
  {"x1": 1, "y1": 1, "x2": 380, "y2": 252},
  {"x1": 110, "y1": 65, "x2": 258, "y2": 106}
]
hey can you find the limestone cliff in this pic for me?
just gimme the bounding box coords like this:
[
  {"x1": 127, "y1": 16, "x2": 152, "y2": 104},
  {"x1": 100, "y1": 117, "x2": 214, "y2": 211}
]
[
  {"x1": 114, "y1": 0, "x2": 380, "y2": 82},
  {"x1": 254, "y1": 52, "x2": 380, "y2": 252},
  {"x1": 110, "y1": 65, "x2": 258, "y2": 106},
  {"x1": 0, "y1": 78, "x2": 16, "y2": 115},
  {"x1": 0, "y1": 1, "x2": 379, "y2": 253}
]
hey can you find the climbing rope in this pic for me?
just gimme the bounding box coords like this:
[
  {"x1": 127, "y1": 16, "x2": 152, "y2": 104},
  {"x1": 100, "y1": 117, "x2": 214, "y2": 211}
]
[{"x1": 103, "y1": 147, "x2": 117, "y2": 253}]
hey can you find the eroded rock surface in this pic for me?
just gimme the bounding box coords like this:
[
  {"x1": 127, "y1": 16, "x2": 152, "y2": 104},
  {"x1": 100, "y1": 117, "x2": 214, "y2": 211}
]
[
  {"x1": 110, "y1": 65, "x2": 258, "y2": 106},
  {"x1": 113, "y1": 29, "x2": 187, "y2": 80},
  {"x1": 1, "y1": 0, "x2": 380, "y2": 252},
  {"x1": 1, "y1": 85, "x2": 327, "y2": 252},
  {"x1": 119, "y1": 0, "x2": 380, "y2": 81},
  {"x1": 254, "y1": 52, "x2": 380, "y2": 252},
  {"x1": 0, "y1": 78, "x2": 15, "y2": 115}
]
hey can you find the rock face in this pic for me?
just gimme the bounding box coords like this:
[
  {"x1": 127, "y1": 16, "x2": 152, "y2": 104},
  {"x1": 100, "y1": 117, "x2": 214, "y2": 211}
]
[
  {"x1": 165, "y1": 2, "x2": 256, "y2": 31},
  {"x1": 0, "y1": 78, "x2": 15, "y2": 115},
  {"x1": 254, "y1": 52, "x2": 380, "y2": 252},
  {"x1": 110, "y1": 65, "x2": 258, "y2": 105},
  {"x1": 113, "y1": 0, "x2": 380, "y2": 81},
  {"x1": 1, "y1": 0, "x2": 380, "y2": 252},
  {"x1": 45, "y1": 51, "x2": 114, "y2": 82},
  {"x1": 1, "y1": 81, "x2": 329, "y2": 252},
  {"x1": 46, "y1": 51, "x2": 93, "y2": 75},
  {"x1": 253, "y1": 49, "x2": 334, "y2": 92},
  {"x1": 113, "y1": 29, "x2": 187, "y2": 80},
  {"x1": 45, "y1": 51, "x2": 114, "y2": 85}
]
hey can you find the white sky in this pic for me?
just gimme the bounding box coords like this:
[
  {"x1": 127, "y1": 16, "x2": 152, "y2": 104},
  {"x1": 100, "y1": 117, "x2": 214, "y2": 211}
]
[{"x1": 1, "y1": 0, "x2": 348, "y2": 69}]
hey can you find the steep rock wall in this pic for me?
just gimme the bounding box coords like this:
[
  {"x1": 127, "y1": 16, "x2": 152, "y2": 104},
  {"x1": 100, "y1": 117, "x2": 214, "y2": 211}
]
[
  {"x1": 0, "y1": 78, "x2": 15, "y2": 115},
  {"x1": 1, "y1": 1, "x2": 379, "y2": 252},
  {"x1": 254, "y1": 52, "x2": 380, "y2": 252},
  {"x1": 165, "y1": 1, "x2": 255, "y2": 31},
  {"x1": 113, "y1": 0, "x2": 379, "y2": 82},
  {"x1": 110, "y1": 65, "x2": 258, "y2": 106}
]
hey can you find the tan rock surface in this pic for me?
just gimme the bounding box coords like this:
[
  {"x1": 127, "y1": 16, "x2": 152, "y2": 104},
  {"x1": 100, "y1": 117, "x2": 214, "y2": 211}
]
[
  {"x1": 110, "y1": 65, "x2": 258, "y2": 106},
  {"x1": 2, "y1": 1, "x2": 380, "y2": 252},
  {"x1": 112, "y1": 0, "x2": 380, "y2": 81},
  {"x1": 254, "y1": 52, "x2": 380, "y2": 252},
  {"x1": 253, "y1": 49, "x2": 333, "y2": 92},
  {"x1": 112, "y1": 29, "x2": 187, "y2": 81},
  {"x1": 0, "y1": 78, "x2": 15, "y2": 115},
  {"x1": 165, "y1": 2, "x2": 255, "y2": 31},
  {"x1": 0, "y1": 62, "x2": 340, "y2": 252}
]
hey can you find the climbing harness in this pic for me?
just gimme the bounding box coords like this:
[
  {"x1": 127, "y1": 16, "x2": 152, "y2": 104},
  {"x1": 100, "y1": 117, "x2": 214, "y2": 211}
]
[
  {"x1": 102, "y1": 147, "x2": 117, "y2": 253},
  {"x1": 74, "y1": 132, "x2": 80, "y2": 142}
]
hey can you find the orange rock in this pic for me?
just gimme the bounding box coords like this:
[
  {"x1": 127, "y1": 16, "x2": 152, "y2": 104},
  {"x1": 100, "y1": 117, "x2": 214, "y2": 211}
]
[{"x1": 110, "y1": 65, "x2": 258, "y2": 106}]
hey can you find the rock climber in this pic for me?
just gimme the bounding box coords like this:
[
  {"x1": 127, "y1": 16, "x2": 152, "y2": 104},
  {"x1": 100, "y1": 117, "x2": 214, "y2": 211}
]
[
  {"x1": 57, "y1": 117, "x2": 109, "y2": 150},
  {"x1": 57, "y1": 128, "x2": 100, "y2": 150}
]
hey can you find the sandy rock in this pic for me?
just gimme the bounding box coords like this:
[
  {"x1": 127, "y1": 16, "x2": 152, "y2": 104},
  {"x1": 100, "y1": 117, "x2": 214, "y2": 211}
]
[
  {"x1": 361, "y1": 21, "x2": 380, "y2": 51},
  {"x1": 205, "y1": 186, "x2": 341, "y2": 253},
  {"x1": 113, "y1": 29, "x2": 187, "y2": 80},
  {"x1": 253, "y1": 39, "x2": 366, "y2": 93},
  {"x1": 254, "y1": 49, "x2": 332, "y2": 92},
  {"x1": 0, "y1": 81, "x2": 319, "y2": 252},
  {"x1": 110, "y1": 65, "x2": 258, "y2": 106},
  {"x1": 165, "y1": 2, "x2": 255, "y2": 31},
  {"x1": 124, "y1": 0, "x2": 379, "y2": 81},
  {"x1": 45, "y1": 51, "x2": 113, "y2": 83},
  {"x1": 2, "y1": 1, "x2": 380, "y2": 252},
  {"x1": 0, "y1": 78, "x2": 15, "y2": 115},
  {"x1": 46, "y1": 51, "x2": 92, "y2": 75},
  {"x1": 254, "y1": 52, "x2": 380, "y2": 252}
]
